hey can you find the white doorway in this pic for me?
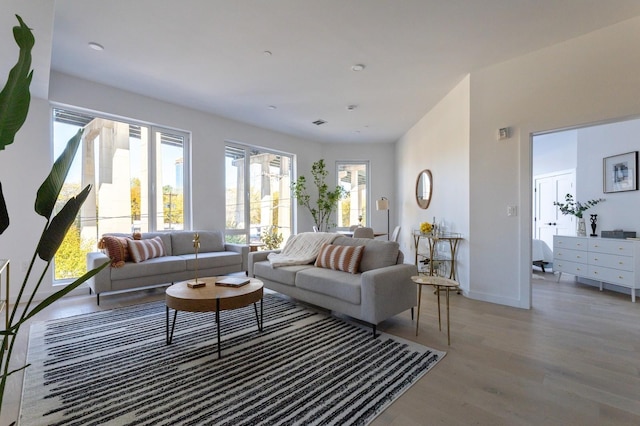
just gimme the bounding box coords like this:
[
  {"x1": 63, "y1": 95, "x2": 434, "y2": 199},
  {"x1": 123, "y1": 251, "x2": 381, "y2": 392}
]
[{"x1": 533, "y1": 170, "x2": 575, "y2": 249}]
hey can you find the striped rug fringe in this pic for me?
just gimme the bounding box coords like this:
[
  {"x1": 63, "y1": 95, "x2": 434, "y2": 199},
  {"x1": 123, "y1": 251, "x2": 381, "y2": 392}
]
[{"x1": 20, "y1": 295, "x2": 445, "y2": 425}]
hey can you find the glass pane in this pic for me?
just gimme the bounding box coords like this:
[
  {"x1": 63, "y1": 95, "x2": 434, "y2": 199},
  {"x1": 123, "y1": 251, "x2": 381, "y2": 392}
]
[
  {"x1": 53, "y1": 118, "x2": 91, "y2": 280},
  {"x1": 249, "y1": 150, "x2": 292, "y2": 248},
  {"x1": 337, "y1": 163, "x2": 368, "y2": 228},
  {"x1": 155, "y1": 130, "x2": 184, "y2": 230},
  {"x1": 225, "y1": 146, "x2": 246, "y2": 231}
]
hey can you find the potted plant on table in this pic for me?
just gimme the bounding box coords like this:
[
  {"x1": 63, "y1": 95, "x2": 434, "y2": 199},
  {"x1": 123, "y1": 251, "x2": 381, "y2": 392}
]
[
  {"x1": 0, "y1": 15, "x2": 109, "y2": 416},
  {"x1": 553, "y1": 193, "x2": 604, "y2": 236},
  {"x1": 291, "y1": 159, "x2": 347, "y2": 232}
]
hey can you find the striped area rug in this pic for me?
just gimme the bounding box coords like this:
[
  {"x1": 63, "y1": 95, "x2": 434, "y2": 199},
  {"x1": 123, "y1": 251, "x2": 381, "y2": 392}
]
[{"x1": 20, "y1": 295, "x2": 445, "y2": 425}]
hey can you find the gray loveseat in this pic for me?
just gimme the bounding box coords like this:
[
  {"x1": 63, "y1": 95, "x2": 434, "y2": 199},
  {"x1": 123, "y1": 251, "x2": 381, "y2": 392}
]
[
  {"x1": 86, "y1": 230, "x2": 248, "y2": 304},
  {"x1": 248, "y1": 236, "x2": 417, "y2": 336}
]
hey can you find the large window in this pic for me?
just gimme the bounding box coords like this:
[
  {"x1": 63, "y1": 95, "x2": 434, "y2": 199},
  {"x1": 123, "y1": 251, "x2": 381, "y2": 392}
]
[
  {"x1": 225, "y1": 144, "x2": 293, "y2": 247},
  {"x1": 52, "y1": 108, "x2": 190, "y2": 280},
  {"x1": 337, "y1": 161, "x2": 369, "y2": 228}
]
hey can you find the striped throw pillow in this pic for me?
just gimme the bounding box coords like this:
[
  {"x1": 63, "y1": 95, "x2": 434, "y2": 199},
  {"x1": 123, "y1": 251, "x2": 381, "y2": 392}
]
[
  {"x1": 314, "y1": 243, "x2": 365, "y2": 274},
  {"x1": 128, "y1": 236, "x2": 166, "y2": 263}
]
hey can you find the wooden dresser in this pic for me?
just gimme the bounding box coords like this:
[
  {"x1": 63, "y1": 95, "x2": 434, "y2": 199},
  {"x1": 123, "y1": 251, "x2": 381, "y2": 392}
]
[{"x1": 553, "y1": 235, "x2": 639, "y2": 302}]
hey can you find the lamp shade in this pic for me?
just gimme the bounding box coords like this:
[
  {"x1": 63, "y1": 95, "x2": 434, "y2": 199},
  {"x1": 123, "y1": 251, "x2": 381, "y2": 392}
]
[{"x1": 376, "y1": 198, "x2": 389, "y2": 211}]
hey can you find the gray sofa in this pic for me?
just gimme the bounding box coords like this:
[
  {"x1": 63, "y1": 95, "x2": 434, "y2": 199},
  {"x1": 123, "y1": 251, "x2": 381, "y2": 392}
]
[
  {"x1": 248, "y1": 236, "x2": 417, "y2": 336},
  {"x1": 86, "y1": 230, "x2": 248, "y2": 304}
]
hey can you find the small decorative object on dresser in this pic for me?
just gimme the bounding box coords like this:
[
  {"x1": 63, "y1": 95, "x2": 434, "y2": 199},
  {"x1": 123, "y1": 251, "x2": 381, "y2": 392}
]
[{"x1": 590, "y1": 214, "x2": 598, "y2": 237}]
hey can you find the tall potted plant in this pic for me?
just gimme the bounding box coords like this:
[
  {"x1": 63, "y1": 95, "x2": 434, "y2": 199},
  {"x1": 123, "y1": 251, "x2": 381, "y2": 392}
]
[
  {"x1": 291, "y1": 159, "x2": 347, "y2": 232},
  {"x1": 0, "y1": 15, "x2": 108, "y2": 414}
]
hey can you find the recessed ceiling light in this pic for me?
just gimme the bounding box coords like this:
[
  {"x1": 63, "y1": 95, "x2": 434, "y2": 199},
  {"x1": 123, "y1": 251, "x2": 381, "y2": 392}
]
[
  {"x1": 263, "y1": 50, "x2": 272, "y2": 56},
  {"x1": 351, "y1": 64, "x2": 365, "y2": 72},
  {"x1": 267, "y1": 105, "x2": 277, "y2": 110},
  {"x1": 88, "y1": 42, "x2": 104, "y2": 51},
  {"x1": 346, "y1": 104, "x2": 358, "y2": 111}
]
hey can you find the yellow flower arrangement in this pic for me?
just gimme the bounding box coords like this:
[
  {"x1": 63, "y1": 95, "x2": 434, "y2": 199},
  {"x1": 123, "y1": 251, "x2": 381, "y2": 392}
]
[{"x1": 420, "y1": 222, "x2": 433, "y2": 234}]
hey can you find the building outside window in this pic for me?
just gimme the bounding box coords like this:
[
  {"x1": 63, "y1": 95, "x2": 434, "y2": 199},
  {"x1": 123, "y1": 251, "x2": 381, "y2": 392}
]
[
  {"x1": 52, "y1": 108, "x2": 190, "y2": 281},
  {"x1": 225, "y1": 143, "x2": 293, "y2": 247},
  {"x1": 336, "y1": 161, "x2": 369, "y2": 228}
]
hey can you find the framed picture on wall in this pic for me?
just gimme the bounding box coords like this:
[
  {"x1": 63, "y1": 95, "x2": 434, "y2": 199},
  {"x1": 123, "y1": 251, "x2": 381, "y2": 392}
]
[{"x1": 603, "y1": 151, "x2": 638, "y2": 193}]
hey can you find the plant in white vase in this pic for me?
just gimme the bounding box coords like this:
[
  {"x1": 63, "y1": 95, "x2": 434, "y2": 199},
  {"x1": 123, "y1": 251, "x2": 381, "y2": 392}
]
[{"x1": 553, "y1": 194, "x2": 604, "y2": 236}]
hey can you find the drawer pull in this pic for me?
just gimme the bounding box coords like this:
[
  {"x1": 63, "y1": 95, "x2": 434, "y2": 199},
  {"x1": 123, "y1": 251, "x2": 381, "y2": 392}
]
[
  {"x1": 576, "y1": 268, "x2": 581, "y2": 271},
  {"x1": 577, "y1": 243, "x2": 582, "y2": 246},
  {"x1": 594, "y1": 258, "x2": 598, "y2": 261},
  {"x1": 619, "y1": 276, "x2": 624, "y2": 279},
  {"x1": 619, "y1": 247, "x2": 624, "y2": 251},
  {"x1": 594, "y1": 244, "x2": 599, "y2": 248},
  {"x1": 576, "y1": 256, "x2": 581, "y2": 259},
  {"x1": 619, "y1": 261, "x2": 624, "y2": 265},
  {"x1": 593, "y1": 271, "x2": 598, "y2": 275}
]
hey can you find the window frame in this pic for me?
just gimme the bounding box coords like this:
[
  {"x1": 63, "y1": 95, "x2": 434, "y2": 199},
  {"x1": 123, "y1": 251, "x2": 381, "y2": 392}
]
[
  {"x1": 336, "y1": 160, "x2": 370, "y2": 229},
  {"x1": 51, "y1": 105, "x2": 191, "y2": 283},
  {"x1": 224, "y1": 141, "x2": 294, "y2": 244}
]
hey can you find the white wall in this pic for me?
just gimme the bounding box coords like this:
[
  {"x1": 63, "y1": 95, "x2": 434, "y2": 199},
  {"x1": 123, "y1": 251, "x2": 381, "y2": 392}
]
[
  {"x1": 396, "y1": 76, "x2": 470, "y2": 290},
  {"x1": 576, "y1": 118, "x2": 640, "y2": 233},
  {"x1": 467, "y1": 15, "x2": 640, "y2": 308}
]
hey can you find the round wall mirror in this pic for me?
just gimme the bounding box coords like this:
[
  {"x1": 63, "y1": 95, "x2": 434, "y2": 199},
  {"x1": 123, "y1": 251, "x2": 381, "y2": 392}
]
[{"x1": 416, "y1": 169, "x2": 432, "y2": 209}]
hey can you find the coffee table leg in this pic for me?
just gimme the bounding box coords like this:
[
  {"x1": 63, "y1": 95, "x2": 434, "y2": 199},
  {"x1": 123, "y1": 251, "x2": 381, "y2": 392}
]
[
  {"x1": 216, "y1": 298, "x2": 221, "y2": 359},
  {"x1": 166, "y1": 307, "x2": 177, "y2": 345},
  {"x1": 253, "y1": 298, "x2": 263, "y2": 332}
]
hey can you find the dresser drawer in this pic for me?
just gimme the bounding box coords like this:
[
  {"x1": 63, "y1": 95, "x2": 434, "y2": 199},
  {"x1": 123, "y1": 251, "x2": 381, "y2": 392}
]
[
  {"x1": 554, "y1": 248, "x2": 588, "y2": 264},
  {"x1": 554, "y1": 236, "x2": 588, "y2": 251},
  {"x1": 587, "y1": 265, "x2": 634, "y2": 287},
  {"x1": 588, "y1": 252, "x2": 634, "y2": 271},
  {"x1": 589, "y1": 239, "x2": 634, "y2": 256},
  {"x1": 554, "y1": 260, "x2": 588, "y2": 275}
]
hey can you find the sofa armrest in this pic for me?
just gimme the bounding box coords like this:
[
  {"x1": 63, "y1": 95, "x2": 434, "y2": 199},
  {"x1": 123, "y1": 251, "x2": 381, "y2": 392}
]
[
  {"x1": 224, "y1": 243, "x2": 250, "y2": 272},
  {"x1": 247, "y1": 249, "x2": 280, "y2": 277},
  {"x1": 86, "y1": 252, "x2": 112, "y2": 293},
  {"x1": 360, "y1": 263, "x2": 418, "y2": 324}
]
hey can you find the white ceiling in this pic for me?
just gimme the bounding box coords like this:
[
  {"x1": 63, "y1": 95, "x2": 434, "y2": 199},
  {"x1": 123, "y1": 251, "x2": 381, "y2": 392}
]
[{"x1": 4, "y1": 1, "x2": 640, "y2": 144}]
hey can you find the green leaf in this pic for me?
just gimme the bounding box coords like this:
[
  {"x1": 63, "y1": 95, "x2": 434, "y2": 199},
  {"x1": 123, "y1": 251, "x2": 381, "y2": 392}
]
[
  {"x1": 37, "y1": 184, "x2": 91, "y2": 261},
  {"x1": 17, "y1": 261, "x2": 110, "y2": 326},
  {"x1": 35, "y1": 129, "x2": 83, "y2": 219},
  {"x1": 0, "y1": 182, "x2": 8, "y2": 234},
  {"x1": 0, "y1": 15, "x2": 34, "y2": 151}
]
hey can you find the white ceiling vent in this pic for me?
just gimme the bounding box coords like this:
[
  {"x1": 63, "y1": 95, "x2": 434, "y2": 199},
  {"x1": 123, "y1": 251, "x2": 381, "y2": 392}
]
[{"x1": 312, "y1": 119, "x2": 327, "y2": 126}]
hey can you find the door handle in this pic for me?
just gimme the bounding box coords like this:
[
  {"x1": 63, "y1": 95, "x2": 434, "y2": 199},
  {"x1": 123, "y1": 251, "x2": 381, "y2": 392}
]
[{"x1": 545, "y1": 222, "x2": 557, "y2": 225}]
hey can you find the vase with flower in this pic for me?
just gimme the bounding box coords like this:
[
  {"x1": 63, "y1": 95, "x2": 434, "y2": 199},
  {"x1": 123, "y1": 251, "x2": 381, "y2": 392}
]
[{"x1": 553, "y1": 194, "x2": 604, "y2": 237}]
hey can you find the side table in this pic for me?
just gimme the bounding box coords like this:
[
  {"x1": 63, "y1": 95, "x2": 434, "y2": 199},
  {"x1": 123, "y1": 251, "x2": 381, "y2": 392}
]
[{"x1": 411, "y1": 275, "x2": 460, "y2": 345}]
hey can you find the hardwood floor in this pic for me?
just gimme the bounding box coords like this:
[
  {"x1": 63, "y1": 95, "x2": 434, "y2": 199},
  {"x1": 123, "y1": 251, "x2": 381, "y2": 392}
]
[{"x1": 2, "y1": 273, "x2": 639, "y2": 425}]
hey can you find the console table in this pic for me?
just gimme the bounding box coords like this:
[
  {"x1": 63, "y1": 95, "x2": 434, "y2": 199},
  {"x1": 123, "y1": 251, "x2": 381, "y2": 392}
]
[
  {"x1": 553, "y1": 235, "x2": 639, "y2": 302},
  {"x1": 413, "y1": 231, "x2": 462, "y2": 280}
]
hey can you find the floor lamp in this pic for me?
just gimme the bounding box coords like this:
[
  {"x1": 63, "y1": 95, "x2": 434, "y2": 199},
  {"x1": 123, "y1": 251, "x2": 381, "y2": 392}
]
[{"x1": 376, "y1": 197, "x2": 390, "y2": 240}]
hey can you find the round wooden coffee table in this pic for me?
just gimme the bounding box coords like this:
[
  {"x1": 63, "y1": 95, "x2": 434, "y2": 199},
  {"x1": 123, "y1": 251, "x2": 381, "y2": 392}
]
[{"x1": 165, "y1": 276, "x2": 264, "y2": 358}]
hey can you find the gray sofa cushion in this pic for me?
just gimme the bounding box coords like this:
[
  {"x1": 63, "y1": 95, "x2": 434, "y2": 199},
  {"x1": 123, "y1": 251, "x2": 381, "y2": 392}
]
[
  {"x1": 110, "y1": 255, "x2": 185, "y2": 280},
  {"x1": 171, "y1": 230, "x2": 225, "y2": 255},
  {"x1": 253, "y1": 261, "x2": 313, "y2": 286},
  {"x1": 180, "y1": 251, "x2": 242, "y2": 270},
  {"x1": 295, "y1": 267, "x2": 362, "y2": 305},
  {"x1": 332, "y1": 237, "x2": 399, "y2": 272}
]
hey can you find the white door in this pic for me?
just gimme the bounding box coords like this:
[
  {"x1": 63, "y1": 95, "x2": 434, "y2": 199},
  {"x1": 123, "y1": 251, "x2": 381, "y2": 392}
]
[{"x1": 534, "y1": 171, "x2": 575, "y2": 249}]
